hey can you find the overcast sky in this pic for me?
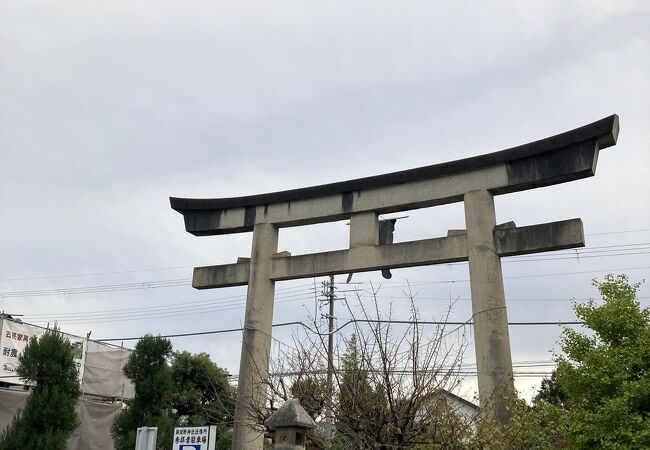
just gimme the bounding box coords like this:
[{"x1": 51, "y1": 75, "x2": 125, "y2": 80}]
[{"x1": 1, "y1": 0, "x2": 649, "y2": 401}]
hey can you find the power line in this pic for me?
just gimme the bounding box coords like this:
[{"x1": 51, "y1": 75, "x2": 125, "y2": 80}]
[
  {"x1": 2, "y1": 231, "x2": 649, "y2": 283},
  {"x1": 3, "y1": 259, "x2": 649, "y2": 299},
  {"x1": 503, "y1": 251, "x2": 650, "y2": 263},
  {"x1": 368, "y1": 295, "x2": 650, "y2": 303},
  {"x1": 351, "y1": 265, "x2": 650, "y2": 286},
  {"x1": 586, "y1": 228, "x2": 650, "y2": 236},
  {"x1": 96, "y1": 321, "x2": 301, "y2": 342},
  {"x1": 226, "y1": 359, "x2": 560, "y2": 381},
  {"x1": 24, "y1": 296, "x2": 305, "y2": 326},
  {"x1": 0, "y1": 278, "x2": 192, "y2": 298},
  {"x1": 515, "y1": 242, "x2": 650, "y2": 254},
  {"x1": 17, "y1": 290, "x2": 649, "y2": 326},
  {"x1": 4, "y1": 258, "x2": 648, "y2": 329},
  {"x1": 549, "y1": 242, "x2": 650, "y2": 250},
  {"x1": 0, "y1": 265, "x2": 197, "y2": 282},
  {"x1": 2, "y1": 240, "x2": 649, "y2": 296},
  {"x1": 0, "y1": 365, "x2": 555, "y2": 381},
  {"x1": 11, "y1": 265, "x2": 650, "y2": 325},
  {"x1": 226, "y1": 372, "x2": 554, "y2": 382},
  {"x1": 20, "y1": 289, "x2": 318, "y2": 325},
  {"x1": 22, "y1": 284, "x2": 315, "y2": 319},
  {"x1": 96, "y1": 318, "x2": 585, "y2": 342}
]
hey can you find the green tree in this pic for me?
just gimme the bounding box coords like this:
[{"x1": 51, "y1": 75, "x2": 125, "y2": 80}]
[
  {"x1": 533, "y1": 370, "x2": 567, "y2": 408},
  {"x1": 112, "y1": 335, "x2": 175, "y2": 450},
  {"x1": 0, "y1": 327, "x2": 81, "y2": 450},
  {"x1": 548, "y1": 274, "x2": 650, "y2": 449},
  {"x1": 467, "y1": 392, "x2": 560, "y2": 450},
  {"x1": 333, "y1": 334, "x2": 387, "y2": 449},
  {"x1": 171, "y1": 351, "x2": 235, "y2": 449}
]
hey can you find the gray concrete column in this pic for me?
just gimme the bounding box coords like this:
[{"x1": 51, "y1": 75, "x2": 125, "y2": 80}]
[
  {"x1": 233, "y1": 223, "x2": 279, "y2": 450},
  {"x1": 463, "y1": 190, "x2": 514, "y2": 422},
  {"x1": 349, "y1": 212, "x2": 379, "y2": 248}
]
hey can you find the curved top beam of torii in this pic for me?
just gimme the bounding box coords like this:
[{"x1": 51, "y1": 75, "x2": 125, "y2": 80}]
[{"x1": 171, "y1": 114, "x2": 618, "y2": 236}]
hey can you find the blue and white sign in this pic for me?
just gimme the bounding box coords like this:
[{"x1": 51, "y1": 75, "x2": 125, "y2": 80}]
[{"x1": 172, "y1": 426, "x2": 217, "y2": 450}]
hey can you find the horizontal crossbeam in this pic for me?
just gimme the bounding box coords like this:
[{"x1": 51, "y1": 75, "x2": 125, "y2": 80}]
[
  {"x1": 171, "y1": 116, "x2": 617, "y2": 236},
  {"x1": 192, "y1": 219, "x2": 583, "y2": 289},
  {"x1": 271, "y1": 234, "x2": 467, "y2": 281}
]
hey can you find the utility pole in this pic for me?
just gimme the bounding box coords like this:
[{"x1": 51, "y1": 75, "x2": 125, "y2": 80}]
[
  {"x1": 321, "y1": 274, "x2": 336, "y2": 447},
  {"x1": 327, "y1": 273, "x2": 334, "y2": 415}
]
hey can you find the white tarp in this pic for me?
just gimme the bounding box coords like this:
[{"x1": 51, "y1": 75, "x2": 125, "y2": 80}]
[
  {"x1": 82, "y1": 340, "x2": 134, "y2": 399},
  {"x1": 0, "y1": 319, "x2": 134, "y2": 449},
  {"x1": 67, "y1": 398, "x2": 123, "y2": 450},
  {"x1": 0, "y1": 389, "x2": 122, "y2": 450},
  {"x1": 0, "y1": 319, "x2": 86, "y2": 385},
  {"x1": 0, "y1": 388, "x2": 27, "y2": 432}
]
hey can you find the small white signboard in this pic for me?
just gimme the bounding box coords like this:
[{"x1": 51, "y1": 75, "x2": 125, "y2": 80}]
[{"x1": 172, "y1": 426, "x2": 216, "y2": 450}]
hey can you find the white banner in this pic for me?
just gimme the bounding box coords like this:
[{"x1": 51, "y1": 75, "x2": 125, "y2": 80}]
[{"x1": 0, "y1": 319, "x2": 86, "y2": 385}]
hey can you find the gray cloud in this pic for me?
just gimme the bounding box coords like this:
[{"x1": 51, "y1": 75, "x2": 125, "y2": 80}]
[{"x1": 1, "y1": 0, "x2": 648, "y2": 399}]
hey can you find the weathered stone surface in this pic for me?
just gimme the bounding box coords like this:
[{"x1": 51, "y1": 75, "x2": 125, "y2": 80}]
[
  {"x1": 171, "y1": 115, "x2": 618, "y2": 236},
  {"x1": 193, "y1": 262, "x2": 249, "y2": 289},
  {"x1": 265, "y1": 399, "x2": 316, "y2": 430},
  {"x1": 349, "y1": 211, "x2": 379, "y2": 248},
  {"x1": 464, "y1": 189, "x2": 513, "y2": 422},
  {"x1": 271, "y1": 235, "x2": 468, "y2": 281},
  {"x1": 191, "y1": 219, "x2": 584, "y2": 289},
  {"x1": 495, "y1": 219, "x2": 584, "y2": 257},
  {"x1": 232, "y1": 223, "x2": 278, "y2": 449}
]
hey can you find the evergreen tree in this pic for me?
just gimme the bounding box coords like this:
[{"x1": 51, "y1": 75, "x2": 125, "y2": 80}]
[
  {"x1": 533, "y1": 370, "x2": 567, "y2": 407},
  {"x1": 170, "y1": 351, "x2": 235, "y2": 447},
  {"x1": 334, "y1": 334, "x2": 387, "y2": 449},
  {"x1": 112, "y1": 335, "x2": 175, "y2": 450},
  {"x1": 0, "y1": 327, "x2": 81, "y2": 450}
]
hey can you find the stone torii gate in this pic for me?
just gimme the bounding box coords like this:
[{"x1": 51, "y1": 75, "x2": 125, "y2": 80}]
[{"x1": 171, "y1": 115, "x2": 618, "y2": 450}]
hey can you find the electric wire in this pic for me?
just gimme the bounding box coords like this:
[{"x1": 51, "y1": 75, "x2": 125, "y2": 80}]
[
  {"x1": 22, "y1": 284, "x2": 315, "y2": 319},
  {"x1": 0, "y1": 278, "x2": 192, "y2": 298},
  {"x1": 17, "y1": 290, "x2": 650, "y2": 326},
  {"x1": 20, "y1": 289, "x2": 318, "y2": 325},
  {"x1": 0, "y1": 265, "x2": 197, "y2": 282},
  {"x1": 18, "y1": 293, "x2": 645, "y2": 326},
  {"x1": 586, "y1": 228, "x2": 650, "y2": 236},
  {"x1": 346, "y1": 265, "x2": 650, "y2": 286},
  {"x1": 2, "y1": 240, "x2": 649, "y2": 297},
  {"x1": 11, "y1": 265, "x2": 650, "y2": 326},
  {"x1": 96, "y1": 318, "x2": 586, "y2": 342},
  {"x1": 2, "y1": 230, "x2": 648, "y2": 283},
  {"x1": 2, "y1": 259, "x2": 649, "y2": 299},
  {"x1": 25, "y1": 295, "x2": 307, "y2": 325}
]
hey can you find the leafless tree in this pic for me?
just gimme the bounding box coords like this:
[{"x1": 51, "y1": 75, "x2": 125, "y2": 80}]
[{"x1": 244, "y1": 284, "x2": 478, "y2": 449}]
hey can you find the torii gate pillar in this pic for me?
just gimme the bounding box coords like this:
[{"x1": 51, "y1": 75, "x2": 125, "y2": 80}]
[
  {"x1": 233, "y1": 223, "x2": 278, "y2": 448},
  {"x1": 170, "y1": 115, "x2": 619, "y2": 450},
  {"x1": 465, "y1": 190, "x2": 513, "y2": 417}
]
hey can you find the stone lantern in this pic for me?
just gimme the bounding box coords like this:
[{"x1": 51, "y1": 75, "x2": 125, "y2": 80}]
[{"x1": 265, "y1": 399, "x2": 316, "y2": 450}]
